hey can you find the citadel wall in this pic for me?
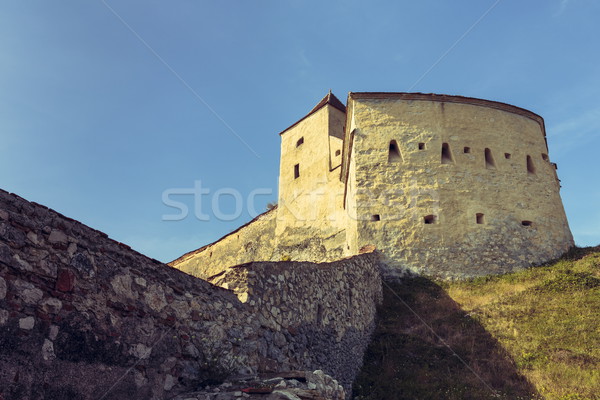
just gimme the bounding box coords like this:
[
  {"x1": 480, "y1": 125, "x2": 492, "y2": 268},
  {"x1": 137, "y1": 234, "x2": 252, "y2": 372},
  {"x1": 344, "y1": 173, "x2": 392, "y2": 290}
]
[
  {"x1": 0, "y1": 189, "x2": 381, "y2": 399},
  {"x1": 343, "y1": 93, "x2": 574, "y2": 278},
  {"x1": 171, "y1": 207, "x2": 277, "y2": 279},
  {"x1": 171, "y1": 92, "x2": 574, "y2": 280}
]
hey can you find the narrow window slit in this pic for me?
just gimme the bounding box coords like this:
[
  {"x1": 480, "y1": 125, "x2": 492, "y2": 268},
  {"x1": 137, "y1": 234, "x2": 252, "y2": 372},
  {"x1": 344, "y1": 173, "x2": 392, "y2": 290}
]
[
  {"x1": 505, "y1": 153, "x2": 511, "y2": 159},
  {"x1": 485, "y1": 148, "x2": 496, "y2": 169},
  {"x1": 522, "y1": 220, "x2": 533, "y2": 227},
  {"x1": 527, "y1": 155, "x2": 536, "y2": 174},
  {"x1": 335, "y1": 149, "x2": 341, "y2": 156},
  {"x1": 296, "y1": 137, "x2": 304, "y2": 147},
  {"x1": 542, "y1": 153, "x2": 549, "y2": 161},
  {"x1": 463, "y1": 147, "x2": 471, "y2": 154},
  {"x1": 371, "y1": 214, "x2": 381, "y2": 221},
  {"x1": 294, "y1": 164, "x2": 300, "y2": 179},
  {"x1": 476, "y1": 213, "x2": 485, "y2": 224},
  {"x1": 418, "y1": 142, "x2": 425, "y2": 150},
  {"x1": 441, "y1": 142, "x2": 454, "y2": 164},
  {"x1": 388, "y1": 140, "x2": 402, "y2": 162}
]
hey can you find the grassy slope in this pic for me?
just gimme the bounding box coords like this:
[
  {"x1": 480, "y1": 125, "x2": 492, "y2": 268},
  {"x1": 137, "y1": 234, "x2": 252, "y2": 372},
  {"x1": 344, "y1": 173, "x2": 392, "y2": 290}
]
[{"x1": 353, "y1": 247, "x2": 600, "y2": 400}]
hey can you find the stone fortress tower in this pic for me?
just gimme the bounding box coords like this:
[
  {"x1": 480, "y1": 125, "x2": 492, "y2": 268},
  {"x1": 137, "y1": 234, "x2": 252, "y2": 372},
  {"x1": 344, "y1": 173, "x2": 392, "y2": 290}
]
[{"x1": 171, "y1": 92, "x2": 574, "y2": 279}]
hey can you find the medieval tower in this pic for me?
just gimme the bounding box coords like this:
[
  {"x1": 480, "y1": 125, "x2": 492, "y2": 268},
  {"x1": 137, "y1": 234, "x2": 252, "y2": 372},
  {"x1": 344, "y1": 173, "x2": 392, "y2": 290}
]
[{"x1": 171, "y1": 92, "x2": 574, "y2": 279}]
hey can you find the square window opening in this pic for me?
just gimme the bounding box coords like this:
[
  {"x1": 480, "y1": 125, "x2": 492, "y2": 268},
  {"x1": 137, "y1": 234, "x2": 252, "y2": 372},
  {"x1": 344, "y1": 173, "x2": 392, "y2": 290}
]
[{"x1": 424, "y1": 215, "x2": 436, "y2": 224}]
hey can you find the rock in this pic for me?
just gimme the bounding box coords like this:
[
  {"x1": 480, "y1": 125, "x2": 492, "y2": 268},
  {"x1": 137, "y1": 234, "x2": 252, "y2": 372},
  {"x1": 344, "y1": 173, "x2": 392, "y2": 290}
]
[
  {"x1": 49, "y1": 325, "x2": 59, "y2": 340},
  {"x1": 27, "y1": 231, "x2": 41, "y2": 245},
  {"x1": 40, "y1": 297, "x2": 63, "y2": 314},
  {"x1": 0, "y1": 243, "x2": 15, "y2": 267},
  {"x1": 70, "y1": 252, "x2": 95, "y2": 278},
  {"x1": 13, "y1": 280, "x2": 43, "y2": 304},
  {"x1": 42, "y1": 339, "x2": 55, "y2": 361},
  {"x1": 19, "y1": 316, "x2": 35, "y2": 330},
  {"x1": 268, "y1": 390, "x2": 301, "y2": 400},
  {"x1": 133, "y1": 370, "x2": 147, "y2": 388},
  {"x1": 48, "y1": 230, "x2": 68, "y2": 245},
  {"x1": 144, "y1": 284, "x2": 167, "y2": 312},
  {"x1": 55, "y1": 269, "x2": 75, "y2": 292},
  {"x1": 0, "y1": 276, "x2": 6, "y2": 300},
  {"x1": 111, "y1": 274, "x2": 138, "y2": 300},
  {"x1": 164, "y1": 374, "x2": 176, "y2": 391},
  {"x1": 273, "y1": 332, "x2": 287, "y2": 347},
  {"x1": 0, "y1": 310, "x2": 8, "y2": 325},
  {"x1": 135, "y1": 276, "x2": 147, "y2": 287},
  {"x1": 131, "y1": 343, "x2": 152, "y2": 359}
]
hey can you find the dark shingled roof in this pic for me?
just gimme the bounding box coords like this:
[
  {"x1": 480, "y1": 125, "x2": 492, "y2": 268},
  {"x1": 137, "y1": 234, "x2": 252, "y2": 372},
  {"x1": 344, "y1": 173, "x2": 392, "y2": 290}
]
[
  {"x1": 308, "y1": 90, "x2": 346, "y2": 114},
  {"x1": 279, "y1": 91, "x2": 346, "y2": 135}
]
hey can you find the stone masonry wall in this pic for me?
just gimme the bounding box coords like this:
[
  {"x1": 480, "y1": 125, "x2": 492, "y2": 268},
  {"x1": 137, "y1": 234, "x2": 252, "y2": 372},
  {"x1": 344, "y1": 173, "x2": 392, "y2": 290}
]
[
  {"x1": 0, "y1": 189, "x2": 381, "y2": 400},
  {"x1": 207, "y1": 257, "x2": 383, "y2": 384},
  {"x1": 344, "y1": 94, "x2": 574, "y2": 279}
]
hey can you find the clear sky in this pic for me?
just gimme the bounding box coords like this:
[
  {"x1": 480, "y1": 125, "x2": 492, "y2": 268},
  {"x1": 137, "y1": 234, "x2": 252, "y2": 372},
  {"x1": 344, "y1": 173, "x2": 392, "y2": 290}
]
[{"x1": 1, "y1": 0, "x2": 598, "y2": 262}]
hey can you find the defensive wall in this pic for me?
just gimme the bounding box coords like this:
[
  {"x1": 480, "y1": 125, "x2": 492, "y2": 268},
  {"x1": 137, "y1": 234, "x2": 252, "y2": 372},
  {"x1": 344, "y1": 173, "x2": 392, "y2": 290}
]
[
  {"x1": 171, "y1": 207, "x2": 277, "y2": 279},
  {"x1": 342, "y1": 93, "x2": 574, "y2": 278},
  {"x1": 172, "y1": 92, "x2": 573, "y2": 280},
  {"x1": 0, "y1": 189, "x2": 382, "y2": 399}
]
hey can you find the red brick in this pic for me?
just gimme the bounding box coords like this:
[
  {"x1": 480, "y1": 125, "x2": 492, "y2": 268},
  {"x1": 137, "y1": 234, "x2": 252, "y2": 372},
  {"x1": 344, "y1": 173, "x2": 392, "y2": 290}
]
[{"x1": 56, "y1": 269, "x2": 75, "y2": 292}]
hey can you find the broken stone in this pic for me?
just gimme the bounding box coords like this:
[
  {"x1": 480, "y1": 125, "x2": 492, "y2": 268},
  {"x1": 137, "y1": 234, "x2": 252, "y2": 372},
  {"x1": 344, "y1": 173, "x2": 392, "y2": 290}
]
[
  {"x1": 70, "y1": 252, "x2": 95, "y2": 278},
  {"x1": 144, "y1": 284, "x2": 167, "y2": 312},
  {"x1": 111, "y1": 274, "x2": 138, "y2": 300},
  {"x1": 48, "y1": 230, "x2": 68, "y2": 245},
  {"x1": 42, "y1": 339, "x2": 55, "y2": 361},
  {"x1": 0, "y1": 276, "x2": 6, "y2": 300},
  {"x1": 19, "y1": 316, "x2": 35, "y2": 330},
  {"x1": 55, "y1": 269, "x2": 75, "y2": 292},
  {"x1": 130, "y1": 343, "x2": 152, "y2": 359},
  {"x1": 49, "y1": 325, "x2": 59, "y2": 340},
  {"x1": 134, "y1": 276, "x2": 147, "y2": 287},
  {"x1": 13, "y1": 280, "x2": 43, "y2": 304},
  {"x1": 40, "y1": 297, "x2": 63, "y2": 314},
  {"x1": 164, "y1": 374, "x2": 176, "y2": 391}
]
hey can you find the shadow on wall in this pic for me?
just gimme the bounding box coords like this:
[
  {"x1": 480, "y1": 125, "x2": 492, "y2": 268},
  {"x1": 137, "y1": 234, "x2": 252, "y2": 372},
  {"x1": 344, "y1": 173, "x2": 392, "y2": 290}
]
[{"x1": 353, "y1": 277, "x2": 540, "y2": 400}]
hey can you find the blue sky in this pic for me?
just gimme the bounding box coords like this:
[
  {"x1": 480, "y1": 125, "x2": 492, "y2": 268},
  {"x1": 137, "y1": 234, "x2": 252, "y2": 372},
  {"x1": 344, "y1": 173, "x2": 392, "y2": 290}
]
[{"x1": 1, "y1": 0, "x2": 598, "y2": 262}]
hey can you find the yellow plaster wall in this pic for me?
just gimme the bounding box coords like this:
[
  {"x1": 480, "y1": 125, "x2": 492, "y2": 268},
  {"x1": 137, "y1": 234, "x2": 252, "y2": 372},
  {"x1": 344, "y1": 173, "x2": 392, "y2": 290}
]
[
  {"x1": 345, "y1": 96, "x2": 573, "y2": 278},
  {"x1": 275, "y1": 105, "x2": 347, "y2": 261},
  {"x1": 169, "y1": 209, "x2": 276, "y2": 279}
]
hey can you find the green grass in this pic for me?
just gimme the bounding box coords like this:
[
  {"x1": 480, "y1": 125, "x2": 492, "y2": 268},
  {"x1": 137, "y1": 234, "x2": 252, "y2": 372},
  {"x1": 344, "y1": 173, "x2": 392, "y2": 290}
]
[{"x1": 353, "y1": 247, "x2": 600, "y2": 400}]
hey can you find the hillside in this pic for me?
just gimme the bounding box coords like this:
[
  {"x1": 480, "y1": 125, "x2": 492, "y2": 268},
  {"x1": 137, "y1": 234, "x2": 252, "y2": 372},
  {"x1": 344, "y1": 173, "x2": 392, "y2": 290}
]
[{"x1": 353, "y1": 247, "x2": 600, "y2": 400}]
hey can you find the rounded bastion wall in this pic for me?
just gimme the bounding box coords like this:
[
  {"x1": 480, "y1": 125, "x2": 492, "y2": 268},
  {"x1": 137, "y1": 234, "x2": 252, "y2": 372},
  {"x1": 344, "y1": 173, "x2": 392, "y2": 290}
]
[{"x1": 345, "y1": 95, "x2": 574, "y2": 278}]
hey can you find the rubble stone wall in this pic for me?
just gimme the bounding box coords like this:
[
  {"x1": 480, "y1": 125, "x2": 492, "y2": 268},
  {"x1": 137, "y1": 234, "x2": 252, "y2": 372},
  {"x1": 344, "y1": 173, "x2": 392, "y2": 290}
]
[{"x1": 0, "y1": 189, "x2": 381, "y2": 400}]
